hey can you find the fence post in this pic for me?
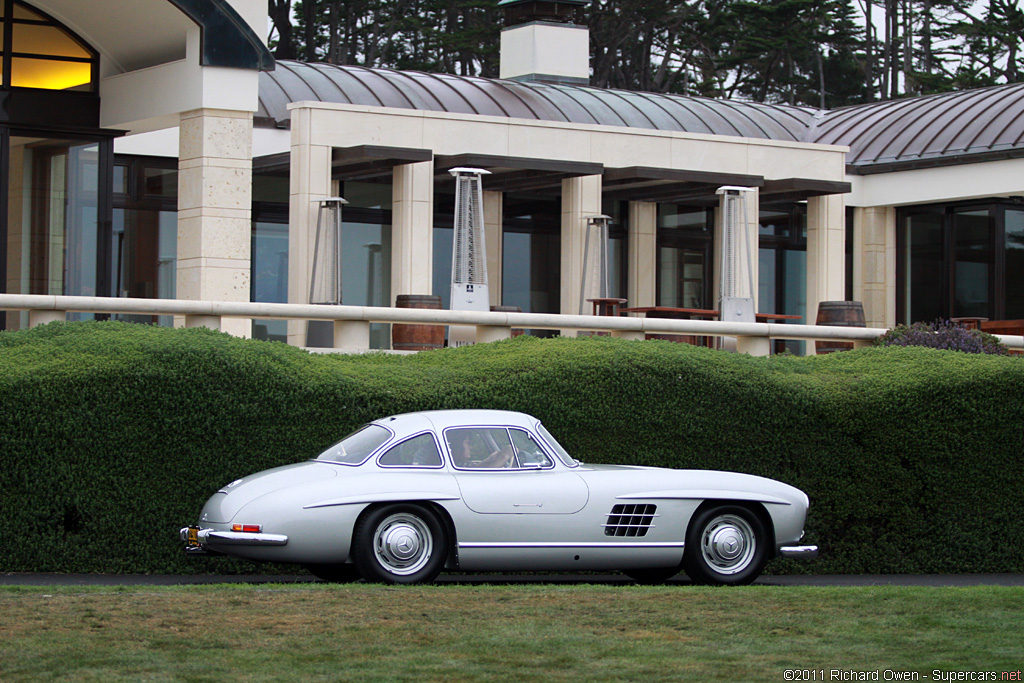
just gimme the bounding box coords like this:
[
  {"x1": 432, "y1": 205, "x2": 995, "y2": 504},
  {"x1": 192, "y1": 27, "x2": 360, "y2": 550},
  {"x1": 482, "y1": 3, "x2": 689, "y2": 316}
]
[
  {"x1": 334, "y1": 320, "x2": 370, "y2": 349},
  {"x1": 184, "y1": 315, "x2": 222, "y2": 331},
  {"x1": 736, "y1": 335, "x2": 771, "y2": 356},
  {"x1": 476, "y1": 325, "x2": 512, "y2": 344},
  {"x1": 28, "y1": 310, "x2": 65, "y2": 327}
]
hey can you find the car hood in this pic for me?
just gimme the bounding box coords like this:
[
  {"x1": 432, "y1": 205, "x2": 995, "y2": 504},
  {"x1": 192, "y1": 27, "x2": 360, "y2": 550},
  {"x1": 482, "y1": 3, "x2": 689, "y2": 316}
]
[{"x1": 199, "y1": 461, "x2": 338, "y2": 524}]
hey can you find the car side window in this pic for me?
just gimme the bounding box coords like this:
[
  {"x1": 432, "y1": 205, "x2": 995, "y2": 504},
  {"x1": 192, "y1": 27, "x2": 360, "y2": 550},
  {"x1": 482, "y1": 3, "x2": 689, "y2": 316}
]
[
  {"x1": 446, "y1": 428, "x2": 516, "y2": 469},
  {"x1": 378, "y1": 433, "x2": 443, "y2": 468},
  {"x1": 509, "y1": 429, "x2": 553, "y2": 468}
]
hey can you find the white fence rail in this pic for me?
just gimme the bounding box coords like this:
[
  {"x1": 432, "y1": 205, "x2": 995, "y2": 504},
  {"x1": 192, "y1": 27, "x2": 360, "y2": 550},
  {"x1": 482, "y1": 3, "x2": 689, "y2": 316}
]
[{"x1": 2, "y1": 293, "x2": 1021, "y2": 355}]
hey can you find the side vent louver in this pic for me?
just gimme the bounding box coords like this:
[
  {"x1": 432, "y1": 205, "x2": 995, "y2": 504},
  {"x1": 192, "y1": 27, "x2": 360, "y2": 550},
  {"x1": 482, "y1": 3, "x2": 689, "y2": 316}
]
[{"x1": 604, "y1": 504, "x2": 658, "y2": 537}]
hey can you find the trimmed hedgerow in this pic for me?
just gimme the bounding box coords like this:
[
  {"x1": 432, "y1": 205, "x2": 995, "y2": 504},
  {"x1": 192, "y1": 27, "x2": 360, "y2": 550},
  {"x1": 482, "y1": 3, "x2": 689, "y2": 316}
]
[{"x1": 1, "y1": 321, "x2": 1022, "y2": 575}]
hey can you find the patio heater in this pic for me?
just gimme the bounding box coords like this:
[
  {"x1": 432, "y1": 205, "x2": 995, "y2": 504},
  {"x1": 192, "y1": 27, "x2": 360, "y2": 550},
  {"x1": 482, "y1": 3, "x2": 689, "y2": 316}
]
[
  {"x1": 448, "y1": 167, "x2": 491, "y2": 347},
  {"x1": 717, "y1": 186, "x2": 756, "y2": 349},
  {"x1": 306, "y1": 197, "x2": 347, "y2": 347},
  {"x1": 579, "y1": 214, "x2": 612, "y2": 314}
]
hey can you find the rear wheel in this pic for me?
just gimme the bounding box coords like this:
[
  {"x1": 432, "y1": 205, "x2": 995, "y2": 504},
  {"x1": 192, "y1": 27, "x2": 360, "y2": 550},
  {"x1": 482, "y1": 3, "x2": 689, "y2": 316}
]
[
  {"x1": 684, "y1": 505, "x2": 769, "y2": 586},
  {"x1": 352, "y1": 504, "x2": 447, "y2": 584}
]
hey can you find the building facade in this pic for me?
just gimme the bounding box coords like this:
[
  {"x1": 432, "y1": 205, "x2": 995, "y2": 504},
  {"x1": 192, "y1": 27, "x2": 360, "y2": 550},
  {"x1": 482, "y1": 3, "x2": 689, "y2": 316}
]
[{"x1": 3, "y1": 0, "x2": 1023, "y2": 352}]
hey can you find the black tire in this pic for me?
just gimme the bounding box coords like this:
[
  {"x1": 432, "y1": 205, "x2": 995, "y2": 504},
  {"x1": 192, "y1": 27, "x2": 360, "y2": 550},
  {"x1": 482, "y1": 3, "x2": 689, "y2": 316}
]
[
  {"x1": 352, "y1": 504, "x2": 447, "y2": 584},
  {"x1": 623, "y1": 567, "x2": 682, "y2": 584},
  {"x1": 683, "y1": 504, "x2": 769, "y2": 586},
  {"x1": 304, "y1": 563, "x2": 362, "y2": 583}
]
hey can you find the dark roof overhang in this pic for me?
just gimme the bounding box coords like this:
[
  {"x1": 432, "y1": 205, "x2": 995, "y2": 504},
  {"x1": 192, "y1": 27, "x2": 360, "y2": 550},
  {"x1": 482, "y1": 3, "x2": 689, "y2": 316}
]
[
  {"x1": 760, "y1": 178, "x2": 852, "y2": 202},
  {"x1": 602, "y1": 166, "x2": 764, "y2": 205},
  {"x1": 847, "y1": 146, "x2": 1024, "y2": 175},
  {"x1": 168, "y1": 0, "x2": 275, "y2": 71},
  {"x1": 435, "y1": 153, "x2": 603, "y2": 192},
  {"x1": 254, "y1": 145, "x2": 434, "y2": 179}
]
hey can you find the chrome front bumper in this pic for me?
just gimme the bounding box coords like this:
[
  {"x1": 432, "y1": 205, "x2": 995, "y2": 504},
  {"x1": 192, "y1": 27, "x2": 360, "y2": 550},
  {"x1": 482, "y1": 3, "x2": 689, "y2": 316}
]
[
  {"x1": 179, "y1": 526, "x2": 288, "y2": 556},
  {"x1": 778, "y1": 545, "x2": 819, "y2": 559}
]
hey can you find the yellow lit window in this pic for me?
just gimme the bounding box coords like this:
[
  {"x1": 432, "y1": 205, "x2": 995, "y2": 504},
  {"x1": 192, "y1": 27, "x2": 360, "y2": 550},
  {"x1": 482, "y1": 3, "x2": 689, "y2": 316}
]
[{"x1": 2, "y1": 1, "x2": 97, "y2": 92}]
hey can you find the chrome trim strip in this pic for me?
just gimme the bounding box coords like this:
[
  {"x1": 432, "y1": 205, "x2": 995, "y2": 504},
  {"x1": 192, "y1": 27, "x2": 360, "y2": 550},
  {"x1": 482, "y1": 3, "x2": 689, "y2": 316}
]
[
  {"x1": 304, "y1": 492, "x2": 460, "y2": 509},
  {"x1": 778, "y1": 544, "x2": 819, "y2": 559},
  {"x1": 458, "y1": 541, "x2": 686, "y2": 549},
  {"x1": 616, "y1": 491, "x2": 792, "y2": 505}
]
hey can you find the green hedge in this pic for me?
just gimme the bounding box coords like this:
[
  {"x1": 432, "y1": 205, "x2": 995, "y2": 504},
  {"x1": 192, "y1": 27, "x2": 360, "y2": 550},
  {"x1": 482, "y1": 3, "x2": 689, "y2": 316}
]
[{"x1": 1, "y1": 321, "x2": 1022, "y2": 575}]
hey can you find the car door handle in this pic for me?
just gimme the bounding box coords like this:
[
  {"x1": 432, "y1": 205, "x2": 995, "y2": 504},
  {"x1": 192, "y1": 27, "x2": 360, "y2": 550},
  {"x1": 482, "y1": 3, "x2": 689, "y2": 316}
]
[{"x1": 513, "y1": 503, "x2": 543, "y2": 508}]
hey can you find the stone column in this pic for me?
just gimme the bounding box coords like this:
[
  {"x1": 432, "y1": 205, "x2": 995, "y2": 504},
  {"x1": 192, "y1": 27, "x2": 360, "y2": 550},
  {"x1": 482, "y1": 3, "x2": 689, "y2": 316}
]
[
  {"x1": 560, "y1": 174, "x2": 603, "y2": 326},
  {"x1": 806, "y1": 193, "x2": 847, "y2": 324},
  {"x1": 484, "y1": 190, "x2": 503, "y2": 307},
  {"x1": 287, "y1": 106, "x2": 332, "y2": 346},
  {"x1": 628, "y1": 201, "x2": 657, "y2": 308},
  {"x1": 855, "y1": 205, "x2": 897, "y2": 328},
  {"x1": 391, "y1": 160, "x2": 435, "y2": 301},
  {"x1": 177, "y1": 108, "x2": 253, "y2": 337}
]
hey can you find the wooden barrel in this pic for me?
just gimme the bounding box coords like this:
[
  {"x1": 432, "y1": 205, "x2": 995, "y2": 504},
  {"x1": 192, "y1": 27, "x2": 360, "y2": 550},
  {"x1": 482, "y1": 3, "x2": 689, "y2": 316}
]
[
  {"x1": 491, "y1": 305, "x2": 524, "y2": 337},
  {"x1": 815, "y1": 301, "x2": 865, "y2": 354},
  {"x1": 392, "y1": 295, "x2": 445, "y2": 351}
]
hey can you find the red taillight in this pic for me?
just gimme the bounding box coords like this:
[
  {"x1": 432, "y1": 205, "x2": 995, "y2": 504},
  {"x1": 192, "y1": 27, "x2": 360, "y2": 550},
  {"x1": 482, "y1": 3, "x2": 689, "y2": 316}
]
[{"x1": 231, "y1": 524, "x2": 262, "y2": 533}]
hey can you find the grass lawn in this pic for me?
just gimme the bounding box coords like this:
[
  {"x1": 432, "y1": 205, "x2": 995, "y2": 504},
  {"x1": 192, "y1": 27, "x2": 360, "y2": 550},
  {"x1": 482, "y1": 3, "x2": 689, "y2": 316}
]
[{"x1": 0, "y1": 583, "x2": 1021, "y2": 682}]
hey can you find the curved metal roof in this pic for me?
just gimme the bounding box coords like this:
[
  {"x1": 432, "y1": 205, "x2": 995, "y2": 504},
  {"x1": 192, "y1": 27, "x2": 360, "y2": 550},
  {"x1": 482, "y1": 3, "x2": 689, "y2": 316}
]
[
  {"x1": 258, "y1": 61, "x2": 1024, "y2": 174},
  {"x1": 257, "y1": 61, "x2": 814, "y2": 141},
  {"x1": 809, "y1": 82, "x2": 1024, "y2": 173}
]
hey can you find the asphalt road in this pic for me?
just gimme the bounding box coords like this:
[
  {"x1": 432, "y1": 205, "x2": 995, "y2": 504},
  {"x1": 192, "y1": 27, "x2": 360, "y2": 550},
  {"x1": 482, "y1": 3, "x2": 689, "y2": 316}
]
[{"x1": 3, "y1": 572, "x2": 1023, "y2": 587}]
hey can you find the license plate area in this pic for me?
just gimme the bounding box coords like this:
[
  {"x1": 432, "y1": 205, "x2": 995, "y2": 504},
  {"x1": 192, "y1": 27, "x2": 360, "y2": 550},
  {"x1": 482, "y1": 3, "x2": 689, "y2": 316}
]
[{"x1": 186, "y1": 525, "x2": 200, "y2": 547}]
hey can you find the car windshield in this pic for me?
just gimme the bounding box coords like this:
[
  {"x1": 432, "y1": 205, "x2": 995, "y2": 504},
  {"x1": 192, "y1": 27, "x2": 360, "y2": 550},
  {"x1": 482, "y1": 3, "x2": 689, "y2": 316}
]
[
  {"x1": 316, "y1": 425, "x2": 392, "y2": 464},
  {"x1": 537, "y1": 423, "x2": 579, "y2": 467}
]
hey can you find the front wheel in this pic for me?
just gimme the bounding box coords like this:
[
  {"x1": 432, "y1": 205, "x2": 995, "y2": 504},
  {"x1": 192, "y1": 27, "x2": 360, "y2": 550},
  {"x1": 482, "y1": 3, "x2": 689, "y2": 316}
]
[
  {"x1": 684, "y1": 505, "x2": 769, "y2": 586},
  {"x1": 352, "y1": 504, "x2": 447, "y2": 584}
]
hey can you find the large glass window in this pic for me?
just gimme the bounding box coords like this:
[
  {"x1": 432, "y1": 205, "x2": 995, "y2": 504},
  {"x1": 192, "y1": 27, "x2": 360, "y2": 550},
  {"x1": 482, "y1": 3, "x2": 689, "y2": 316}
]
[
  {"x1": 759, "y1": 204, "x2": 807, "y2": 354},
  {"x1": 898, "y1": 202, "x2": 1022, "y2": 324},
  {"x1": 657, "y1": 205, "x2": 712, "y2": 309},
  {"x1": 501, "y1": 194, "x2": 561, "y2": 315},
  {"x1": 112, "y1": 157, "x2": 177, "y2": 327},
  {"x1": 1, "y1": 1, "x2": 97, "y2": 91},
  {"x1": 1006, "y1": 210, "x2": 1024, "y2": 319},
  {"x1": 253, "y1": 178, "x2": 392, "y2": 348}
]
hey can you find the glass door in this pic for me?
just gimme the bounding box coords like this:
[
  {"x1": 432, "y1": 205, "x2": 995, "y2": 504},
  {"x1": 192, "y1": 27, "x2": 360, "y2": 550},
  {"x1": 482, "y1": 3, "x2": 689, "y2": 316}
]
[{"x1": 3, "y1": 132, "x2": 112, "y2": 328}]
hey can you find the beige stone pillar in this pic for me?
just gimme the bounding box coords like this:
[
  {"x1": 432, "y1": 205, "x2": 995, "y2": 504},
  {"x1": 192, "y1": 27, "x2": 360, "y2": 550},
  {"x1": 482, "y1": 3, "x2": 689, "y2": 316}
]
[
  {"x1": 177, "y1": 108, "x2": 254, "y2": 337},
  {"x1": 391, "y1": 160, "x2": 435, "y2": 302},
  {"x1": 484, "y1": 190, "x2": 503, "y2": 307},
  {"x1": 287, "y1": 106, "x2": 332, "y2": 346},
  {"x1": 627, "y1": 201, "x2": 657, "y2": 308},
  {"x1": 561, "y1": 175, "x2": 603, "y2": 326},
  {"x1": 855, "y1": 205, "x2": 897, "y2": 328},
  {"x1": 806, "y1": 193, "x2": 847, "y2": 325}
]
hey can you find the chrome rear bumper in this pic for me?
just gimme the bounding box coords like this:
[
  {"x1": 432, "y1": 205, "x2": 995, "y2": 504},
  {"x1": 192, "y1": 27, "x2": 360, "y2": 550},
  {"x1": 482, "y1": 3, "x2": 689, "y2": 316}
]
[
  {"x1": 778, "y1": 545, "x2": 819, "y2": 559},
  {"x1": 179, "y1": 526, "x2": 288, "y2": 555}
]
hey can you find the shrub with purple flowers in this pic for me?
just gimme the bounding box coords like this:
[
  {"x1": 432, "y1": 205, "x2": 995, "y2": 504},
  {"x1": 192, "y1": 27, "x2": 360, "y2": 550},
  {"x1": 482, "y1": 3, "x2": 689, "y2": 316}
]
[{"x1": 875, "y1": 319, "x2": 1009, "y2": 355}]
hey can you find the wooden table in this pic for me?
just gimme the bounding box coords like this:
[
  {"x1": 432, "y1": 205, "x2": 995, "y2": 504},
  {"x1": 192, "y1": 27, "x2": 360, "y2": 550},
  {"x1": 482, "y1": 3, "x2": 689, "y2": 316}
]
[{"x1": 586, "y1": 298, "x2": 628, "y2": 317}]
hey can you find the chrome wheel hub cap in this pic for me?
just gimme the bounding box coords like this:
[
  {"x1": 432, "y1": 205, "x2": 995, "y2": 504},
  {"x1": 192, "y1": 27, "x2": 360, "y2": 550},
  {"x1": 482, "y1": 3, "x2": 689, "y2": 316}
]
[
  {"x1": 373, "y1": 514, "x2": 433, "y2": 576},
  {"x1": 700, "y1": 514, "x2": 756, "y2": 575}
]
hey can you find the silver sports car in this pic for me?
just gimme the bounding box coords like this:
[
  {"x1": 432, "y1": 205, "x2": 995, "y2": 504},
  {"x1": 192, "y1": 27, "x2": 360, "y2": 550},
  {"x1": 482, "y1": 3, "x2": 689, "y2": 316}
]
[{"x1": 180, "y1": 409, "x2": 817, "y2": 585}]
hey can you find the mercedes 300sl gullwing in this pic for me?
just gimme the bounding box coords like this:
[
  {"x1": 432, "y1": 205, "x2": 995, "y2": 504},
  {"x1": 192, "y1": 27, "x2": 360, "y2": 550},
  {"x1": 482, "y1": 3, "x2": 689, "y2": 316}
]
[{"x1": 180, "y1": 409, "x2": 817, "y2": 584}]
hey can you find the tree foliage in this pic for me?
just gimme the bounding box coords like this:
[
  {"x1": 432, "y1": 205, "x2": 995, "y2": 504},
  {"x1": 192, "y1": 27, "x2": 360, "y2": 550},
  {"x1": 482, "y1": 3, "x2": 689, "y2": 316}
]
[{"x1": 267, "y1": 0, "x2": 1024, "y2": 107}]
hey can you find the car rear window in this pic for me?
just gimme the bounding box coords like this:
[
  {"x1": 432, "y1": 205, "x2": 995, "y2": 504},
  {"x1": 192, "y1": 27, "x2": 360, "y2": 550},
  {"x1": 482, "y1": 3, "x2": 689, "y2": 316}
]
[{"x1": 316, "y1": 425, "x2": 392, "y2": 465}]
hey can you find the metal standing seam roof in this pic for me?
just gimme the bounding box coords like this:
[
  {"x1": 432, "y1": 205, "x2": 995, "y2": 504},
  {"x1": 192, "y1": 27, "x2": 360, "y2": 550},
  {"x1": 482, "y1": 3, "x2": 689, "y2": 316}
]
[
  {"x1": 258, "y1": 61, "x2": 1024, "y2": 174},
  {"x1": 257, "y1": 60, "x2": 814, "y2": 141},
  {"x1": 807, "y1": 82, "x2": 1024, "y2": 173}
]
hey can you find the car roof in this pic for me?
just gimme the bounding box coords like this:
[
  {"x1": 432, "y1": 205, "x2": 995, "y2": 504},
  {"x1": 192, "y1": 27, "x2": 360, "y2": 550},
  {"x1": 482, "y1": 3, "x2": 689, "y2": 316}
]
[{"x1": 370, "y1": 409, "x2": 538, "y2": 434}]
